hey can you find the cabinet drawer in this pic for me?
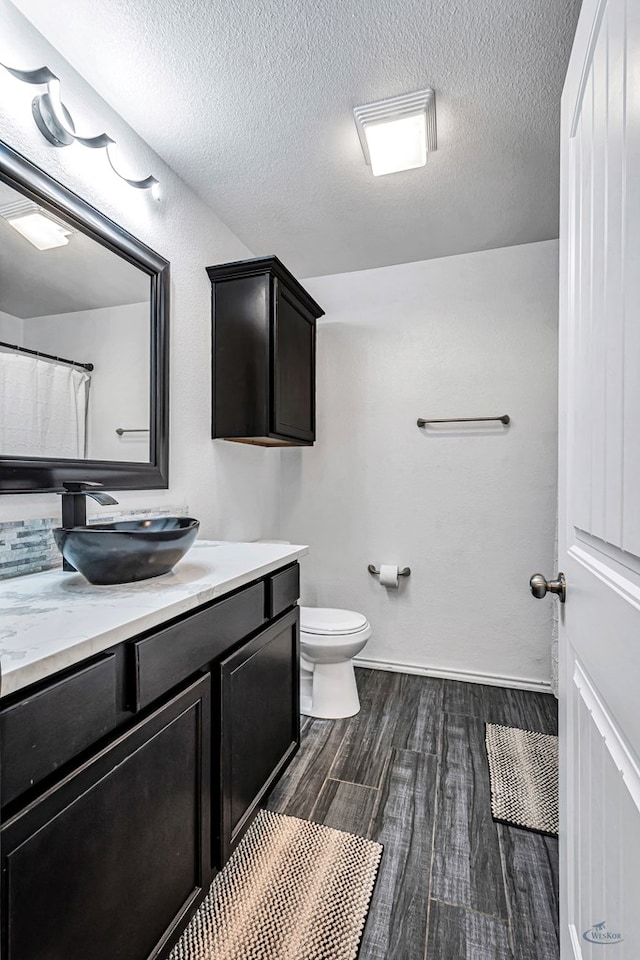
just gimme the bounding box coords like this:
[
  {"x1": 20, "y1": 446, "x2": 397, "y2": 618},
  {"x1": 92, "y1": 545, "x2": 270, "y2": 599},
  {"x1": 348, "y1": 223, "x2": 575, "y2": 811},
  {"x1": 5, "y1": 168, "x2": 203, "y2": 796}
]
[
  {"x1": 1, "y1": 654, "x2": 118, "y2": 807},
  {"x1": 267, "y1": 563, "x2": 300, "y2": 619},
  {"x1": 133, "y1": 582, "x2": 265, "y2": 710}
]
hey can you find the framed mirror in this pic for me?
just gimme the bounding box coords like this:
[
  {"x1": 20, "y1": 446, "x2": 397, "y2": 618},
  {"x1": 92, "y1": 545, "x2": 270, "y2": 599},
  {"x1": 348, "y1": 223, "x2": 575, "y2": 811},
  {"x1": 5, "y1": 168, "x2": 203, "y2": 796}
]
[{"x1": 0, "y1": 140, "x2": 169, "y2": 493}]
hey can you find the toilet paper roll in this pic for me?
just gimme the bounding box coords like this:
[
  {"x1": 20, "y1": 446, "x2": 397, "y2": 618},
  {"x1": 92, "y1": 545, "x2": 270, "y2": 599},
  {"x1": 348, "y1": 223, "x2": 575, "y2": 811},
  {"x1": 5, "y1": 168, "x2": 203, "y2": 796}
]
[{"x1": 379, "y1": 564, "x2": 399, "y2": 588}]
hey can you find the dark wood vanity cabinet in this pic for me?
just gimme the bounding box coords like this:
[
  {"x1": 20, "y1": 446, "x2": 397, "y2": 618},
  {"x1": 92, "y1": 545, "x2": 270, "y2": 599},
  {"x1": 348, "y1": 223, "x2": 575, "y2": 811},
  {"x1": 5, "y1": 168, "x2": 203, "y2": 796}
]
[
  {"x1": 1, "y1": 676, "x2": 212, "y2": 960},
  {"x1": 0, "y1": 563, "x2": 302, "y2": 960},
  {"x1": 207, "y1": 256, "x2": 324, "y2": 446}
]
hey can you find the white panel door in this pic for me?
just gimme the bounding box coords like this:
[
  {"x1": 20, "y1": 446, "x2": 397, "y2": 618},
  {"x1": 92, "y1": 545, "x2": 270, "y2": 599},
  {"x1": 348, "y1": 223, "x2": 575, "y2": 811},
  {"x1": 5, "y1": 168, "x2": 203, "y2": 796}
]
[{"x1": 559, "y1": 0, "x2": 640, "y2": 956}]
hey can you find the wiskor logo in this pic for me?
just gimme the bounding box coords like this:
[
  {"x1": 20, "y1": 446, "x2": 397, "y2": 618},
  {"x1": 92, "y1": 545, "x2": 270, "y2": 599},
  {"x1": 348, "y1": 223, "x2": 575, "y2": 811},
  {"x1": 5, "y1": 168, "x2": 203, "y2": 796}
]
[{"x1": 583, "y1": 921, "x2": 624, "y2": 945}]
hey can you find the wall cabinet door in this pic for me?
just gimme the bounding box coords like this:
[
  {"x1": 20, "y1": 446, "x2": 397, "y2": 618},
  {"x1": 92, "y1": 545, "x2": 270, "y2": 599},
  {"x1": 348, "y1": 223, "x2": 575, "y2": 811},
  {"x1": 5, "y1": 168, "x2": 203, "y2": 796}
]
[
  {"x1": 1, "y1": 675, "x2": 212, "y2": 960},
  {"x1": 217, "y1": 607, "x2": 299, "y2": 865},
  {"x1": 272, "y1": 282, "x2": 316, "y2": 443}
]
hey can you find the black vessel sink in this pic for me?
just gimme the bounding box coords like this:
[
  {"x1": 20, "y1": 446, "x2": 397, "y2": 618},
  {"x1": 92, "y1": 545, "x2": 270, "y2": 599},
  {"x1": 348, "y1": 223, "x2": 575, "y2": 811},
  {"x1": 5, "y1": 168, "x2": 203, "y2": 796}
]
[{"x1": 53, "y1": 517, "x2": 200, "y2": 585}]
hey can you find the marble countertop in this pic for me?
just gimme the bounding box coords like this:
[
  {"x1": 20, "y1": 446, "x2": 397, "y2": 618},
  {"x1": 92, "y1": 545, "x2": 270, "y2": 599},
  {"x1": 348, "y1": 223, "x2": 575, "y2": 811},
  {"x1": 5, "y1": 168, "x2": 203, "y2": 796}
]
[{"x1": 0, "y1": 540, "x2": 308, "y2": 699}]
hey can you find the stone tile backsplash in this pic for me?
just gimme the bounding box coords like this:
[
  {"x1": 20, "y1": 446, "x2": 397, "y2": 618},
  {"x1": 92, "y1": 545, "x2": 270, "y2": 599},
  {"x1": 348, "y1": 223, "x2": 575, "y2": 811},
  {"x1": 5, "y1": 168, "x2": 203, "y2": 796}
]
[{"x1": 0, "y1": 506, "x2": 188, "y2": 581}]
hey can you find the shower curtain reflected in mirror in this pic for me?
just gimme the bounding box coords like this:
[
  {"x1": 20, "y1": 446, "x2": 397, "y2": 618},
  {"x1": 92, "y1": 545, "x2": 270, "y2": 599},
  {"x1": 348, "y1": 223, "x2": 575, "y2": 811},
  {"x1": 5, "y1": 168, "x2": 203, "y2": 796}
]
[{"x1": 0, "y1": 352, "x2": 90, "y2": 459}]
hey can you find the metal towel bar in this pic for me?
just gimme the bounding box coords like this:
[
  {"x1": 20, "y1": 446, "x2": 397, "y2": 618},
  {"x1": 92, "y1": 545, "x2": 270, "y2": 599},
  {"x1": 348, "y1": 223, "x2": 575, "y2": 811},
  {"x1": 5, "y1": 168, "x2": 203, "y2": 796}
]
[
  {"x1": 116, "y1": 428, "x2": 150, "y2": 436},
  {"x1": 417, "y1": 414, "x2": 510, "y2": 427}
]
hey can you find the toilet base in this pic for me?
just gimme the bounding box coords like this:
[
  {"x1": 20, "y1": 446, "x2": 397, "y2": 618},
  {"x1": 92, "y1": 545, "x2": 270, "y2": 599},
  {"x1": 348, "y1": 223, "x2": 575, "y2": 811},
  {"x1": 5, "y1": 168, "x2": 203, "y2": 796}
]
[{"x1": 300, "y1": 660, "x2": 361, "y2": 719}]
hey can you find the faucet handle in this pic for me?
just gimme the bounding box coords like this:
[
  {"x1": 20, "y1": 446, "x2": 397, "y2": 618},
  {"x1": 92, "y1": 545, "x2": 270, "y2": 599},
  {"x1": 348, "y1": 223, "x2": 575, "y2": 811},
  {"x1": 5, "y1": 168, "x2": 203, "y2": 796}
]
[{"x1": 60, "y1": 480, "x2": 104, "y2": 494}]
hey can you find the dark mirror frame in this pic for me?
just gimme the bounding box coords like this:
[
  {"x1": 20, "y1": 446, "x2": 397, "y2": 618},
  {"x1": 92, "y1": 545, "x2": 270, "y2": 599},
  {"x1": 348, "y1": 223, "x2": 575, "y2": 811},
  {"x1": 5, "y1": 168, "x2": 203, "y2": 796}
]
[{"x1": 0, "y1": 140, "x2": 169, "y2": 494}]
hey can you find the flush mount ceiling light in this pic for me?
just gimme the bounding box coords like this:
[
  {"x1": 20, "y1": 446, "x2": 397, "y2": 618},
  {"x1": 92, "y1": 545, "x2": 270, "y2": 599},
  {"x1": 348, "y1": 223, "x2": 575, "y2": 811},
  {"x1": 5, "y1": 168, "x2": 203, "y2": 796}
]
[
  {"x1": 0, "y1": 197, "x2": 73, "y2": 250},
  {"x1": 0, "y1": 62, "x2": 160, "y2": 198},
  {"x1": 353, "y1": 88, "x2": 437, "y2": 177}
]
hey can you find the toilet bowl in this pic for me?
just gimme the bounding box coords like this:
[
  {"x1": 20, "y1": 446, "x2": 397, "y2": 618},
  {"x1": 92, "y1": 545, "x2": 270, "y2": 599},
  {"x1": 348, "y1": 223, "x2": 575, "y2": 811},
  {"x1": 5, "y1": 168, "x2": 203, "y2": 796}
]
[{"x1": 299, "y1": 607, "x2": 372, "y2": 719}]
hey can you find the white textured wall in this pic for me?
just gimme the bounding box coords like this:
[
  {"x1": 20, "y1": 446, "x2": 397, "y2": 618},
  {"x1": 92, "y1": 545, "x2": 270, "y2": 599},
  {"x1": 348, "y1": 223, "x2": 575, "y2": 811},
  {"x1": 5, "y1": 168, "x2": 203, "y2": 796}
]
[
  {"x1": 0, "y1": 1, "x2": 281, "y2": 539},
  {"x1": 23, "y1": 303, "x2": 150, "y2": 463},
  {"x1": 280, "y1": 241, "x2": 559, "y2": 687},
  {"x1": 0, "y1": 309, "x2": 23, "y2": 344}
]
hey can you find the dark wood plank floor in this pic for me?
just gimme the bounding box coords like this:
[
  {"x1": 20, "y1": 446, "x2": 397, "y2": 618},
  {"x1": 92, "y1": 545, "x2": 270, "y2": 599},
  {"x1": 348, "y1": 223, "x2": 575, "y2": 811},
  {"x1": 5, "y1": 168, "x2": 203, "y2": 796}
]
[{"x1": 264, "y1": 668, "x2": 558, "y2": 960}]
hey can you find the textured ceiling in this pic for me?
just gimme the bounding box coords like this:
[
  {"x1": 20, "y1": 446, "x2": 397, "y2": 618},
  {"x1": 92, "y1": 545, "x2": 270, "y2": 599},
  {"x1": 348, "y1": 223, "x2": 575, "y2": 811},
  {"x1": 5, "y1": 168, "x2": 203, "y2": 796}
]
[{"x1": 14, "y1": 0, "x2": 581, "y2": 277}]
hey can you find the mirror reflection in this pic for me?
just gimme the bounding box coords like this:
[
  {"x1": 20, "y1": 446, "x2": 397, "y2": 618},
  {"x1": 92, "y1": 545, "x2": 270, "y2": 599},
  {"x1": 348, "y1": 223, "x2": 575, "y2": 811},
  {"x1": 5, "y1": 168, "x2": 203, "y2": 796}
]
[{"x1": 0, "y1": 179, "x2": 151, "y2": 462}]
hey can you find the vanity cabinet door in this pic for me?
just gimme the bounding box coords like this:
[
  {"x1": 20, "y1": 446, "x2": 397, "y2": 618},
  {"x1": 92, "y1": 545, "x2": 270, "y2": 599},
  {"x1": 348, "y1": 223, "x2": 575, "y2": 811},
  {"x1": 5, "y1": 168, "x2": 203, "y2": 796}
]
[
  {"x1": 1, "y1": 675, "x2": 212, "y2": 960},
  {"x1": 217, "y1": 607, "x2": 300, "y2": 865}
]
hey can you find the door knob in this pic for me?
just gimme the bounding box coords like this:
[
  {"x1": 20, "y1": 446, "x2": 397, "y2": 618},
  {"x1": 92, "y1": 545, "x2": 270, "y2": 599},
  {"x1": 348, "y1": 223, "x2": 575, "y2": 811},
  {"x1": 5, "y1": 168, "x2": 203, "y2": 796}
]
[{"x1": 530, "y1": 572, "x2": 566, "y2": 603}]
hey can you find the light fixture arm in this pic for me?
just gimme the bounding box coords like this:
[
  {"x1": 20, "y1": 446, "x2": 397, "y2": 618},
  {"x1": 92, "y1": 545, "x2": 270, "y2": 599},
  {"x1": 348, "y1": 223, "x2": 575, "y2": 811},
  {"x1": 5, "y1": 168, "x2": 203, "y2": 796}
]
[{"x1": 0, "y1": 61, "x2": 159, "y2": 197}]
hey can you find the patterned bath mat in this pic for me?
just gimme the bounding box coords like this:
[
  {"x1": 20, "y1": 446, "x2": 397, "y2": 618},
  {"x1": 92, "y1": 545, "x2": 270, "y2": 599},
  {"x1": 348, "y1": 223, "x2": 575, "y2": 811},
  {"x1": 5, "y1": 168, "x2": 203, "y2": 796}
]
[
  {"x1": 485, "y1": 723, "x2": 559, "y2": 835},
  {"x1": 170, "y1": 809, "x2": 383, "y2": 960}
]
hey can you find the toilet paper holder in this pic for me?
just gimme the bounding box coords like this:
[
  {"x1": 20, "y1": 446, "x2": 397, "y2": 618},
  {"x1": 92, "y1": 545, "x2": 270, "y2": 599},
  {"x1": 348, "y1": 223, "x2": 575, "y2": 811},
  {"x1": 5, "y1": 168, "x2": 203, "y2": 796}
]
[{"x1": 368, "y1": 564, "x2": 411, "y2": 578}]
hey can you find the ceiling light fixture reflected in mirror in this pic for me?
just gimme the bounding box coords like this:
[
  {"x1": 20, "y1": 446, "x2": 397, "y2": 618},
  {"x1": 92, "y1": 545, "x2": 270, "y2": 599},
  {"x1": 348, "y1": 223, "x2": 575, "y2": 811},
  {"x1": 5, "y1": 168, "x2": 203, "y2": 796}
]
[
  {"x1": 6, "y1": 212, "x2": 71, "y2": 250},
  {"x1": 353, "y1": 88, "x2": 437, "y2": 177},
  {"x1": 0, "y1": 197, "x2": 74, "y2": 250}
]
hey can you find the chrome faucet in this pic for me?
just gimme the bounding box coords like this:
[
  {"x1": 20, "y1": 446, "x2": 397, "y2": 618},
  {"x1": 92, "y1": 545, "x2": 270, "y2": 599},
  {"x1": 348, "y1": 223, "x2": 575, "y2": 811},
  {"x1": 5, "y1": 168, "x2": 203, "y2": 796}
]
[{"x1": 59, "y1": 481, "x2": 119, "y2": 571}]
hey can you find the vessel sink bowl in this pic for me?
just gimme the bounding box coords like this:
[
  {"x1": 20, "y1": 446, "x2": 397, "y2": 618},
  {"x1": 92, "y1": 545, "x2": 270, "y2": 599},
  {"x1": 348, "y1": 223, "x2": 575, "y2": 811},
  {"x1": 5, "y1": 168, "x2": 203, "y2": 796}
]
[{"x1": 53, "y1": 517, "x2": 200, "y2": 585}]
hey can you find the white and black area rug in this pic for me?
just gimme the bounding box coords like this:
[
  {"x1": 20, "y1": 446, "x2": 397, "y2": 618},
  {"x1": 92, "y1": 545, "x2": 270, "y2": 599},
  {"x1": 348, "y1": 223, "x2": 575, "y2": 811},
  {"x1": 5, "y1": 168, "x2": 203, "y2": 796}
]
[
  {"x1": 485, "y1": 723, "x2": 559, "y2": 836},
  {"x1": 170, "y1": 809, "x2": 383, "y2": 960}
]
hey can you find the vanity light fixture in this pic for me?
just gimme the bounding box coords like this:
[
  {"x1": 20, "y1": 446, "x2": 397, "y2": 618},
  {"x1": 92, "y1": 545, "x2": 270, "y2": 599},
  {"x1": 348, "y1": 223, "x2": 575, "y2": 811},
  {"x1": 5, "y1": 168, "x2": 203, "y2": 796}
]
[
  {"x1": 353, "y1": 88, "x2": 437, "y2": 176},
  {"x1": 0, "y1": 197, "x2": 73, "y2": 250},
  {"x1": 0, "y1": 62, "x2": 160, "y2": 198}
]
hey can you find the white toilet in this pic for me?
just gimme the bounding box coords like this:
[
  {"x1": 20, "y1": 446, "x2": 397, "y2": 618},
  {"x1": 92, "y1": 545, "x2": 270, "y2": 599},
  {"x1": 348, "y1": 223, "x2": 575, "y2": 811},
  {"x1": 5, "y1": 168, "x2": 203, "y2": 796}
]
[{"x1": 299, "y1": 606, "x2": 372, "y2": 719}]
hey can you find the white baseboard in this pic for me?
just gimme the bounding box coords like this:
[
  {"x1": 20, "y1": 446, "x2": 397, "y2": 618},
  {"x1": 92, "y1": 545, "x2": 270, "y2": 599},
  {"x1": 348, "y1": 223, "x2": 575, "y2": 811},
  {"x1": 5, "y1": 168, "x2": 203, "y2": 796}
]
[{"x1": 353, "y1": 656, "x2": 553, "y2": 694}]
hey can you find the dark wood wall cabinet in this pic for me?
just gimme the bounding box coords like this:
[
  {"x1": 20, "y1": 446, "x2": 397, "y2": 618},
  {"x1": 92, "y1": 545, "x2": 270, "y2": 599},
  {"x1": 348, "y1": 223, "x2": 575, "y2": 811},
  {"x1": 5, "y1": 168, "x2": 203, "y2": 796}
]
[
  {"x1": 207, "y1": 256, "x2": 324, "y2": 446},
  {"x1": 0, "y1": 562, "x2": 302, "y2": 960}
]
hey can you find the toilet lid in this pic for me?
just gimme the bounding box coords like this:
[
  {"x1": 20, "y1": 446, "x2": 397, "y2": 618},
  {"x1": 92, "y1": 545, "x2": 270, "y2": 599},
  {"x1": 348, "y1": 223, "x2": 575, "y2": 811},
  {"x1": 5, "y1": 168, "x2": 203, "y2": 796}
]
[{"x1": 299, "y1": 607, "x2": 369, "y2": 635}]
